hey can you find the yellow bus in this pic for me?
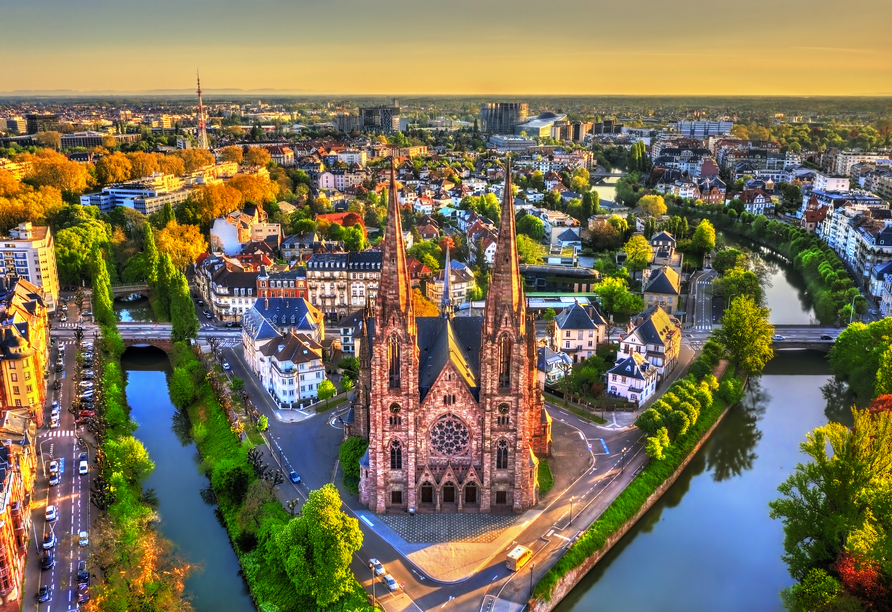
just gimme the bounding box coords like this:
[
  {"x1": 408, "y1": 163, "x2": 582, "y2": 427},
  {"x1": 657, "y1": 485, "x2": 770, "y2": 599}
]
[{"x1": 506, "y1": 545, "x2": 533, "y2": 571}]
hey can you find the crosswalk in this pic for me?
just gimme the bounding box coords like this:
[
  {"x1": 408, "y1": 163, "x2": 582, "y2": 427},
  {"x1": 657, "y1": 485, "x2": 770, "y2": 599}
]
[
  {"x1": 219, "y1": 339, "x2": 241, "y2": 348},
  {"x1": 693, "y1": 324, "x2": 713, "y2": 331},
  {"x1": 38, "y1": 429, "x2": 78, "y2": 438},
  {"x1": 54, "y1": 322, "x2": 86, "y2": 328}
]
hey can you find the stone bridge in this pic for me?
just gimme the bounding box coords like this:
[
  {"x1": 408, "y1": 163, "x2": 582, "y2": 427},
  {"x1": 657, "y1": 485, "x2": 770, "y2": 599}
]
[
  {"x1": 110, "y1": 283, "x2": 150, "y2": 297},
  {"x1": 118, "y1": 322, "x2": 173, "y2": 352},
  {"x1": 773, "y1": 341, "x2": 832, "y2": 353}
]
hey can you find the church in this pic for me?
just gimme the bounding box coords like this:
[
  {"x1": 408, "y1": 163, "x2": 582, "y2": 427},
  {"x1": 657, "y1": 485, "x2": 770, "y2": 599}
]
[{"x1": 346, "y1": 160, "x2": 552, "y2": 514}]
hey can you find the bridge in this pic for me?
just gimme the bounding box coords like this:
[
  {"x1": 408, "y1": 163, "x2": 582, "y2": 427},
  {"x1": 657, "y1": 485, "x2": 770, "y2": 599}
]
[
  {"x1": 51, "y1": 322, "x2": 243, "y2": 353},
  {"x1": 110, "y1": 283, "x2": 149, "y2": 297}
]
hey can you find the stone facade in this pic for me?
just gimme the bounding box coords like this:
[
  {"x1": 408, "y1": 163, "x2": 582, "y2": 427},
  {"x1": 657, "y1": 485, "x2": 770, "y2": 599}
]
[{"x1": 348, "y1": 160, "x2": 551, "y2": 515}]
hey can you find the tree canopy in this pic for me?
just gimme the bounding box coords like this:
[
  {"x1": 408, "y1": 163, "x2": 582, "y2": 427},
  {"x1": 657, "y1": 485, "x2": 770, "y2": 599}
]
[{"x1": 715, "y1": 295, "x2": 774, "y2": 376}]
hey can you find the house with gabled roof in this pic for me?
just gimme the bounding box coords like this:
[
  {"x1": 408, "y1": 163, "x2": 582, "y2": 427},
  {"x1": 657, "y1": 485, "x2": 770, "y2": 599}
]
[
  {"x1": 642, "y1": 265, "x2": 680, "y2": 314},
  {"x1": 616, "y1": 305, "x2": 681, "y2": 382},
  {"x1": 607, "y1": 352, "x2": 658, "y2": 404},
  {"x1": 552, "y1": 302, "x2": 607, "y2": 362}
]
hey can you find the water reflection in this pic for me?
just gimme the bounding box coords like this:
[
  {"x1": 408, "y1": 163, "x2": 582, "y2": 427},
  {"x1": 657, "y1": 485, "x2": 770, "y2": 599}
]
[
  {"x1": 114, "y1": 296, "x2": 155, "y2": 322},
  {"x1": 821, "y1": 379, "x2": 858, "y2": 426},
  {"x1": 706, "y1": 380, "x2": 767, "y2": 482}
]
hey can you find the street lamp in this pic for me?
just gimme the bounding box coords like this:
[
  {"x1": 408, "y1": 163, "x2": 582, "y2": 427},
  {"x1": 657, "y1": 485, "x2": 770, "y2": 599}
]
[
  {"x1": 569, "y1": 496, "x2": 574, "y2": 526},
  {"x1": 621, "y1": 447, "x2": 628, "y2": 473},
  {"x1": 368, "y1": 561, "x2": 376, "y2": 605},
  {"x1": 530, "y1": 561, "x2": 535, "y2": 598}
]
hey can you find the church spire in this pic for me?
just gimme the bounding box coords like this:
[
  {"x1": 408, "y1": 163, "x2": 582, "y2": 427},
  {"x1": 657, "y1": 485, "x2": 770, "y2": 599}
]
[
  {"x1": 483, "y1": 156, "x2": 526, "y2": 337},
  {"x1": 441, "y1": 243, "x2": 452, "y2": 319},
  {"x1": 375, "y1": 158, "x2": 414, "y2": 332}
]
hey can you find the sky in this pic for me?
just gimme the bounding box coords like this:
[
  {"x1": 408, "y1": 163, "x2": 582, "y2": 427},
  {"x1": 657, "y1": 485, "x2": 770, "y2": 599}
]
[{"x1": 1, "y1": 0, "x2": 891, "y2": 96}]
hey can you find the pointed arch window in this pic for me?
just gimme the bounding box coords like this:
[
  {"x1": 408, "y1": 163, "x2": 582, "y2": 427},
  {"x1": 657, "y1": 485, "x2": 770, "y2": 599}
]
[
  {"x1": 390, "y1": 439, "x2": 403, "y2": 469},
  {"x1": 388, "y1": 335, "x2": 401, "y2": 388},
  {"x1": 498, "y1": 335, "x2": 511, "y2": 388},
  {"x1": 496, "y1": 439, "x2": 509, "y2": 469}
]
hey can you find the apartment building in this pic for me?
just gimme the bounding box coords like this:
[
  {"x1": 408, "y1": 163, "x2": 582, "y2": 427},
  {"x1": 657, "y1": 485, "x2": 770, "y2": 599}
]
[
  {"x1": 194, "y1": 256, "x2": 259, "y2": 322},
  {"x1": 254, "y1": 332, "x2": 325, "y2": 406},
  {"x1": 0, "y1": 278, "x2": 49, "y2": 425},
  {"x1": 0, "y1": 223, "x2": 59, "y2": 312},
  {"x1": 79, "y1": 172, "x2": 190, "y2": 214},
  {"x1": 305, "y1": 251, "x2": 382, "y2": 320},
  {"x1": 616, "y1": 306, "x2": 682, "y2": 383}
]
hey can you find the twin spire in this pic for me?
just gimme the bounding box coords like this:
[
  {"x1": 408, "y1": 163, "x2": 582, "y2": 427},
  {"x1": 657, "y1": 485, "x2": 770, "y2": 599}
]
[{"x1": 375, "y1": 158, "x2": 414, "y2": 333}]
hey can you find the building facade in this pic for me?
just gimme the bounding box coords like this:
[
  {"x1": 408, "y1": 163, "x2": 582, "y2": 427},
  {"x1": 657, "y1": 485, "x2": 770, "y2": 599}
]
[
  {"x1": 0, "y1": 223, "x2": 59, "y2": 312},
  {"x1": 305, "y1": 251, "x2": 382, "y2": 320},
  {"x1": 0, "y1": 278, "x2": 48, "y2": 426},
  {"x1": 480, "y1": 102, "x2": 529, "y2": 135},
  {"x1": 348, "y1": 162, "x2": 551, "y2": 514}
]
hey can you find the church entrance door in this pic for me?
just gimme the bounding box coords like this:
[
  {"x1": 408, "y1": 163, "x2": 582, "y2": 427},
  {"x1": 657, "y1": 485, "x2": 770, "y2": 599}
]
[
  {"x1": 420, "y1": 484, "x2": 433, "y2": 504},
  {"x1": 464, "y1": 483, "x2": 477, "y2": 504},
  {"x1": 442, "y1": 484, "x2": 456, "y2": 504}
]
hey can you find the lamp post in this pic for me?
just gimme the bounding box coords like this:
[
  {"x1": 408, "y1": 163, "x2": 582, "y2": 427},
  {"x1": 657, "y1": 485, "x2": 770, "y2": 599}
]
[
  {"x1": 569, "y1": 496, "x2": 574, "y2": 526},
  {"x1": 530, "y1": 561, "x2": 535, "y2": 598},
  {"x1": 368, "y1": 561, "x2": 376, "y2": 605},
  {"x1": 621, "y1": 447, "x2": 628, "y2": 473}
]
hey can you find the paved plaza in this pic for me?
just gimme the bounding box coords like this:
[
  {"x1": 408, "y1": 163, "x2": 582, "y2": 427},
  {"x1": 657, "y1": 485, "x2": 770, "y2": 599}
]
[{"x1": 378, "y1": 512, "x2": 521, "y2": 544}]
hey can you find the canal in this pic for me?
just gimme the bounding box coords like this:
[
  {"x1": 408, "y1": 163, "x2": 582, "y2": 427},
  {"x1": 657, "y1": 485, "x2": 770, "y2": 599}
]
[
  {"x1": 121, "y1": 346, "x2": 255, "y2": 612},
  {"x1": 113, "y1": 295, "x2": 155, "y2": 322},
  {"x1": 556, "y1": 233, "x2": 836, "y2": 611}
]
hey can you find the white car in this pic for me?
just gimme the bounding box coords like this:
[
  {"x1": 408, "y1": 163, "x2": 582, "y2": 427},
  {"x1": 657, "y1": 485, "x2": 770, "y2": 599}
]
[
  {"x1": 382, "y1": 574, "x2": 399, "y2": 592},
  {"x1": 79, "y1": 459, "x2": 89, "y2": 475},
  {"x1": 50, "y1": 418, "x2": 60, "y2": 429},
  {"x1": 78, "y1": 531, "x2": 89, "y2": 546},
  {"x1": 49, "y1": 460, "x2": 59, "y2": 474},
  {"x1": 222, "y1": 361, "x2": 231, "y2": 371},
  {"x1": 369, "y1": 558, "x2": 385, "y2": 576},
  {"x1": 772, "y1": 334, "x2": 785, "y2": 341},
  {"x1": 45, "y1": 505, "x2": 57, "y2": 522}
]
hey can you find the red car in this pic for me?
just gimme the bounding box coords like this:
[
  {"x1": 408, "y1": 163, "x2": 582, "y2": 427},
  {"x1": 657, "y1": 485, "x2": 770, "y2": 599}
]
[{"x1": 79, "y1": 410, "x2": 95, "y2": 418}]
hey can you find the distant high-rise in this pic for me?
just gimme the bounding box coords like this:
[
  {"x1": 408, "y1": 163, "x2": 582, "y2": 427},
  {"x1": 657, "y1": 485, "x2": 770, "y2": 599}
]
[
  {"x1": 359, "y1": 100, "x2": 401, "y2": 135},
  {"x1": 196, "y1": 71, "x2": 209, "y2": 150},
  {"x1": 480, "y1": 102, "x2": 529, "y2": 135},
  {"x1": 25, "y1": 114, "x2": 60, "y2": 135}
]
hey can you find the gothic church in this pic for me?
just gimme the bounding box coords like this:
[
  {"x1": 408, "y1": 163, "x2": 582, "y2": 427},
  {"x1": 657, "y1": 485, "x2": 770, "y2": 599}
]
[{"x1": 346, "y1": 159, "x2": 552, "y2": 514}]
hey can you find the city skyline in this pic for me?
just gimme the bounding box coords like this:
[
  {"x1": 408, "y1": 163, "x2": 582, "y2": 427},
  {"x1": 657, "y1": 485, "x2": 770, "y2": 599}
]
[{"x1": 2, "y1": 0, "x2": 890, "y2": 96}]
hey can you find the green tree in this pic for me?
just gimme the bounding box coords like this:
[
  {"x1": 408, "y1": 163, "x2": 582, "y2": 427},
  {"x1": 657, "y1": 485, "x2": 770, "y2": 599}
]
[
  {"x1": 829, "y1": 319, "x2": 892, "y2": 402},
  {"x1": 317, "y1": 379, "x2": 336, "y2": 406},
  {"x1": 154, "y1": 252, "x2": 176, "y2": 320},
  {"x1": 157, "y1": 202, "x2": 176, "y2": 228},
  {"x1": 143, "y1": 222, "x2": 159, "y2": 289},
  {"x1": 595, "y1": 276, "x2": 644, "y2": 315},
  {"x1": 715, "y1": 296, "x2": 774, "y2": 376},
  {"x1": 168, "y1": 366, "x2": 196, "y2": 409},
  {"x1": 91, "y1": 245, "x2": 116, "y2": 327},
  {"x1": 269, "y1": 484, "x2": 363, "y2": 607},
  {"x1": 516, "y1": 214, "x2": 545, "y2": 240},
  {"x1": 769, "y1": 408, "x2": 892, "y2": 581},
  {"x1": 516, "y1": 234, "x2": 546, "y2": 264},
  {"x1": 715, "y1": 266, "x2": 763, "y2": 304},
  {"x1": 212, "y1": 458, "x2": 253, "y2": 507},
  {"x1": 170, "y1": 269, "x2": 198, "y2": 341},
  {"x1": 690, "y1": 219, "x2": 717, "y2": 265},
  {"x1": 711, "y1": 248, "x2": 745, "y2": 275},
  {"x1": 638, "y1": 194, "x2": 667, "y2": 218},
  {"x1": 103, "y1": 436, "x2": 155, "y2": 483},
  {"x1": 621, "y1": 235, "x2": 652, "y2": 280}
]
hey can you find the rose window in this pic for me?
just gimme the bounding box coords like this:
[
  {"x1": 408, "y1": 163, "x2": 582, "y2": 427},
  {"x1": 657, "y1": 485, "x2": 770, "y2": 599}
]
[{"x1": 430, "y1": 414, "x2": 470, "y2": 456}]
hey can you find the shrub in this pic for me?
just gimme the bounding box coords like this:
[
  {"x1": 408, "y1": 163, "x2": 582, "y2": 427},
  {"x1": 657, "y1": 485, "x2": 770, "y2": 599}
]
[
  {"x1": 339, "y1": 437, "x2": 369, "y2": 481},
  {"x1": 718, "y1": 378, "x2": 745, "y2": 404},
  {"x1": 212, "y1": 459, "x2": 253, "y2": 507}
]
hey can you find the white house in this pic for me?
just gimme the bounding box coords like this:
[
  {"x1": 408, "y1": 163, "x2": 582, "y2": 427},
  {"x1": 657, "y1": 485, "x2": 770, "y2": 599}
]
[
  {"x1": 536, "y1": 346, "x2": 573, "y2": 390},
  {"x1": 553, "y1": 302, "x2": 607, "y2": 362},
  {"x1": 259, "y1": 332, "x2": 325, "y2": 406},
  {"x1": 607, "y1": 353, "x2": 658, "y2": 404}
]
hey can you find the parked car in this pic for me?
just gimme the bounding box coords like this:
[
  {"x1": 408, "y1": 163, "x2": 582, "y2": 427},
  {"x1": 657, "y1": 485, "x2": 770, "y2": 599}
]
[
  {"x1": 49, "y1": 460, "x2": 59, "y2": 474},
  {"x1": 50, "y1": 418, "x2": 60, "y2": 429},
  {"x1": 78, "y1": 530, "x2": 89, "y2": 546},
  {"x1": 382, "y1": 574, "x2": 399, "y2": 592},
  {"x1": 820, "y1": 334, "x2": 833, "y2": 340},
  {"x1": 870, "y1": 309, "x2": 878, "y2": 315},
  {"x1": 77, "y1": 560, "x2": 89, "y2": 582},
  {"x1": 289, "y1": 470, "x2": 301, "y2": 484},
  {"x1": 37, "y1": 585, "x2": 51, "y2": 602},
  {"x1": 369, "y1": 558, "x2": 385, "y2": 576},
  {"x1": 49, "y1": 473, "x2": 60, "y2": 487},
  {"x1": 79, "y1": 457, "x2": 89, "y2": 476},
  {"x1": 53, "y1": 379, "x2": 61, "y2": 390},
  {"x1": 42, "y1": 530, "x2": 56, "y2": 550},
  {"x1": 45, "y1": 504, "x2": 57, "y2": 521},
  {"x1": 79, "y1": 410, "x2": 95, "y2": 418},
  {"x1": 77, "y1": 593, "x2": 90, "y2": 605},
  {"x1": 41, "y1": 550, "x2": 54, "y2": 570},
  {"x1": 772, "y1": 334, "x2": 785, "y2": 341},
  {"x1": 222, "y1": 361, "x2": 231, "y2": 370}
]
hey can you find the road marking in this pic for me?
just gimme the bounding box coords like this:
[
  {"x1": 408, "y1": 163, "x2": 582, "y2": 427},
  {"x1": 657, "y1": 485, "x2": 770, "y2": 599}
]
[
  {"x1": 360, "y1": 515, "x2": 374, "y2": 527},
  {"x1": 552, "y1": 533, "x2": 571, "y2": 541},
  {"x1": 577, "y1": 431, "x2": 584, "y2": 440},
  {"x1": 600, "y1": 439, "x2": 609, "y2": 454}
]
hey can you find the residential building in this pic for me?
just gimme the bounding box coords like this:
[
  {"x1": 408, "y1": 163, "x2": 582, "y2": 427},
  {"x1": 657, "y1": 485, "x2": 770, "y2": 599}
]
[
  {"x1": 520, "y1": 264, "x2": 600, "y2": 293},
  {"x1": 552, "y1": 302, "x2": 607, "y2": 362},
  {"x1": 338, "y1": 310, "x2": 364, "y2": 355},
  {"x1": 194, "y1": 256, "x2": 260, "y2": 322},
  {"x1": 79, "y1": 173, "x2": 190, "y2": 214},
  {"x1": 616, "y1": 306, "x2": 682, "y2": 382},
  {"x1": 25, "y1": 114, "x2": 60, "y2": 134},
  {"x1": 358, "y1": 100, "x2": 400, "y2": 134},
  {"x1": 536, "y1": 346, "x2": 573, "y2": 389},
  {"x1": 243, "y1": 296, "x2": 324, "y2": 344},
  {"x1": 305, "y1": 251, "x2": 383, "y2": 320},
  {"x1": 0, "y1": 278, "x2": 49, "y2": 425},
  {"x1": 606, "y1": 353, "x2": 658, "y2": 404},
  {"x1": 257, "y1": 332, "x2": 325, "y2": 406},
  {"x1": 0, "y1": 437, "x2": 39, "y2": 612},
  {"x1": 642, "y1": 265, "x2": 681, "y2": 314},
  {"x1": 814, "y1": 172, "x2": 850, "y2": 192},
  {"x1": 317, "y1": 169, "x2": 365, "y2": 191},
  {"x1": 0, "y1": 223, "x2": 59, "y2": 312},
  {"x1": 257, "y1": 267, "x2": 308, "y2": 299},
  {"x1": 425, "y1": 260, "x2": 476, "y2": 306}
]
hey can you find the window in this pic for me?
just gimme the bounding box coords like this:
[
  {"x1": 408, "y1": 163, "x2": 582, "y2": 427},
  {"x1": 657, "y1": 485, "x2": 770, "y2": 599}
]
[
  {"x1": 565, "y1": 341, "x2": 570, "y2": 349},
  {"x1": 388, "y1": 335, "x2": 401, "y2": 388},
  {"x1": 498, "y1": 335, "x2": 511, "y2": 387},
  {"x1": 496, "y1": 439, "x2": 509, "y2": 469},
  {"x1": 9, "y1": 374, "x2": 15, "y2": 382},
  {"x1": 391, "y1": 490, "x2": 402, "y2": 505},
  {"x1": 588, "y1": 341, "x2": 593, "y2": 347},
  {"x1": 390, "y1": 439, "x2": 402, "y2": 469},
  {"x1": 565, "y1": 331, "x2": 571, "y2": 338},
  {"x1": 497, "y1": 403, "x2": 510, "y2": 426},
  {"x1": 12, "y1": 387, "x2": 18, "y2": 395}
]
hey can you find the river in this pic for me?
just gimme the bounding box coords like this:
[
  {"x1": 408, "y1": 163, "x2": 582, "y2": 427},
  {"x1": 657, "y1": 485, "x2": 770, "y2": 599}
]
[
  {"x1": 114, "y1": 295, "x2": 155, "y2": 322},
  {"x1": 556, "y1": 233, "x2": 837, "y2": 611},
  {"x1": 121, "y1": 347, "x2": 255, "y2": 612}
]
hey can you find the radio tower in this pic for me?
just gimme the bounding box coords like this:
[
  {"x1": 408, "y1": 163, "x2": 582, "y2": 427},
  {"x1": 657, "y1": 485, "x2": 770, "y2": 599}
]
[{"x1": 196, "y1": 70, "x2": 209, "y2": 149}]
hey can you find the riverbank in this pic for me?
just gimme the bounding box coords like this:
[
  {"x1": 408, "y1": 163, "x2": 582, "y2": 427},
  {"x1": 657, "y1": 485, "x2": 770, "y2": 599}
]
[
  {"x1": 169, "y1": 342, "x2": 374, "y2": 612},
  {"x1": 532, "y1": 363, "x2": 744, "y2": 609}
]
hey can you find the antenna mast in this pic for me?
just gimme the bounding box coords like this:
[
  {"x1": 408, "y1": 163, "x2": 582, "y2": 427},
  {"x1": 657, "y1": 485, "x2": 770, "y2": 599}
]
[{"x1": 196, "y1": 70, "x2": 209, "y2": 149}]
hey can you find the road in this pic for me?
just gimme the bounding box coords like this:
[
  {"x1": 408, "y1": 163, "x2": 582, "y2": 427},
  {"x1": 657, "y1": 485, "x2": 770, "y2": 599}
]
[{"x1": 34, "y1": 329, "x2": 92, "y2": 611}]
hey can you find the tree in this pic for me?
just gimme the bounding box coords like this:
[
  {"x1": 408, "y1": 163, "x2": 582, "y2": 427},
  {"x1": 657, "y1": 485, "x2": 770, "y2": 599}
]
[
  {"x1": 516, "y1": 214, "x2": 545, "y2": 240},
  {"x1": 35, "y1": 131, "x2": 62, "y2": 150},
  {"x1": 621, "y1": 235, "x2": 652, "y2": 280},
  {"x1": 714, "y1": 266, "x2": 763, "y2": 304},
  {"x1": 582, "y1": 191, "x2": 597, "y2": 223},
  {"x1": 154, "y1": 253, "x2": 176, "y2": 320},
  {"x1": 590, "y1": 222, "x2": 623, "y2": 251},
  {"x1": 228, "y1": 174, "x2": 279, "y2": 205},
  {"x1": 126, "y1": 151, "x2": 159, "y2": 179},
  {"x1": 95, "y1": 152, "x2": 133, "y2": 185},
  {"x1": 90, "y1": 245, "x2": 116, "y2": 326},
  {"x1": 156, "y1": 154, "x2": 186, "y2": 177},
  {"x1": 268, "y1": 484, "x2": 363, "y2": 607},
  {"x1": 638, "y1": 194, "x2": 667, "y2": 218},
  {"x1": 156, "y1": 221, "x2": 208, "y2": 271},
  {"x1": 174, "y1": 148, "x2": 215, "y2": 173},
  {"x1": 343, "y1": 225, "x2": 366, "y2": 251},
  {"x1": 244, "y1": 147, "x2": 271, "y2": 167},
  {"x1": 715, "y1": 296, "x2": 774, "y2": 376},
  {"x1": 168, "y1": 366, "x2": 196, "y2": 409},
  {"x1": 170, "y1": 270, "x2": 199, "y2": 342},
  {"x1": 221, "y1": 146, "x2": 244, "y2": 164},
  {"x1": 55, "y1": 218, "x2": 112, "y2": 283},
  {"x1": 190, "y1": 183, "x2": 243, "y2": 225},
  {"x1": 570, "y1": 167, "x2": 590, "y2": 193},
  {"x1": 23, "y1": 149, "x2": 91, "y2": 195},
  {"x1": 711, "y1": 248, "x2": 746, "y2": 275},
  {"x1": 157, "y1": 201, "x2": 176, "y2": 228},
  {"x1": 516, "y1": 234, "x2": 546, "y2": 264},
  {"x1": 829, "y1": 319, "x2": 892, "y2": 402},
  {"x1": 144, "y1": 223, "x2": 160, "y2": 288},
  {"x1": 770, "y1": 407, "x2": 892, "y2": 582},
  {"x1": 690, "y1": 219, "x2": 716, "y2": 265},
  {"x1": 595, "y1": 276, "x2": 644, "y2": 315},
  {"x1": 317, "y1": 380, "x2": 336, "y2": 404},
  {"x1": 412, "y1": 288, "x2": 440, "y2": 316},
  {"x1": 103, "y1": 436, "x2": 155, "y2": 483}
]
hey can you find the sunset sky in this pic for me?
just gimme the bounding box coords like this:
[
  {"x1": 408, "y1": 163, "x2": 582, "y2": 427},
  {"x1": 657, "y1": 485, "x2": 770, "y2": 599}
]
[{"x1": 2, "y1": 0, "x2": 890, "y2": 95}]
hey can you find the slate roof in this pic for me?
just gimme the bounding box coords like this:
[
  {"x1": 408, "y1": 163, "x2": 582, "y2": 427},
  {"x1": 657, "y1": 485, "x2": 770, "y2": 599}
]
[
  {"x1": 644, "y1": 266, "x2": 680, "y2": 296},
  {"x1": 628, "y1": 306, "x2": 680, "y2": 347},
  {"x1": 608, "y1": 353, "x2": 655, "y2": 380},
  {"x1": 650, "y1": 231, "x2": 676, "y2": 246},
  {"x1": 537, "y1": 347, "x2": 572, "y2": 371},
  {"x1": 556, "y1": 228, "x2": 581, "y2": 242},
  {"x1": 555, "y1": 302, "x2": 601, "y2": 330}
]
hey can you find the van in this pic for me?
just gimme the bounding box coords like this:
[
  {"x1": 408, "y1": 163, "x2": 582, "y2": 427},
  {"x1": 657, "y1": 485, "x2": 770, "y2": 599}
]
[{"x1": 506, "y1": 545, "x2": 533, "y2": 571}]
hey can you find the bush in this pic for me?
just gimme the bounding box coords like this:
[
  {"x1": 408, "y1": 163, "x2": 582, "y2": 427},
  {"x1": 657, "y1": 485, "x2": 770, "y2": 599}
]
[
  {"x1": 258, "y1": 415, "x2": 268, "y2": 431},
  {"x1": 339, "y1": 437, "x2": 368, "y2": 481},
  {"x1": 212, "y1": 459, "x2": 253, "y2": 507},
  {"x1": 168, "y1": 366, "x2": 196, "y2": 409},
  {"x1": 235, "y1": 530, "x2": 259, "y2": 553},
  {"x1": 538, "y1": 459, "x2": 555, "y2": 494},
  {"x1": 718, "y1": 378, "x2": 745, "y2": 404}
]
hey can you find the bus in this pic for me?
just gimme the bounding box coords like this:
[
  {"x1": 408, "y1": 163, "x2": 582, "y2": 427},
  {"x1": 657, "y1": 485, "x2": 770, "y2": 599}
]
[{"x1": 506, "y1": 545, "x2": 533, "y2": 571}]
